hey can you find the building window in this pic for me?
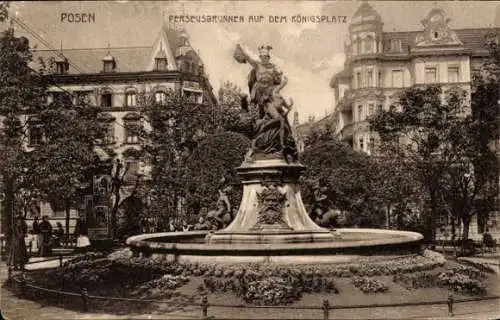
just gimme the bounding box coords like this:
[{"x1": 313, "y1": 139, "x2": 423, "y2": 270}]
[
  {"x1": 356, "y1": 72, "x2": 362, "y2": 88},
  {"x1": 367, "y1": 70, "x2": 373, "y2": 87},
  {"x1": 101, "y1": 90, "x2": 113, "y2": 108},
  {"x1": 103, "y1": 59, "x2": 115, "y2": 73},
  {"x1": 359, "y1": 138, "x2": 364, "y2": 151},
  {"x1": 356, "y1": 40, "x2": 362, "y2": 55},
  {"x1": 448, "y1": 66, "x2": 459, "y2": 83},
  {"x1": 377, "y1": 105, "x2": 383, "y2": 113},
  {"x1": 75, "y1": 91, "x2": 89, "y2": 105},
  {"x1": 390, "y1": 39, "x2": 402, "y2": 52},
  {"x1": 391, "y1": 70, "x2": 403, "y2": 88},
  {"x1": 425, "y1": 67, "x2": 437, "y2": 83},
  {"x1": 125, "y1": 90, "x2": 137, "y2": 107},
  {"x1": 28, "y1": 122, "x2": 43, "y2": 146},
  {"x1": 357, "y1": 105, "x2": 363, "y2": 121},
  {"x1": 123, "y1": 160, "x2": 139, "y2": 184},
  {"x1": 370, "y1": 137, "x2": 375, "y2": 150},
  {"x1": 56, "y1": 61, "x2": 68, "y2": 75},
  {"x1": 103, "y1": 123, "x2": 115, "y2": 144},
  {"x1": 378, "y1": 71, "x2": 382, "y2": 86},
  {"x1": 124, "y1": 120, "x2": 140, "y2": 144},
  {"x1": 369, "y1": 104, "x2": 374, "y2": 116},
  {"x1": 364, "y1": 37, "x2": 373, "y2": 53},
  {"x1": 155, "y1": 58, "x2": 167, "y2": 71},
  {"x1": 155, "y1": 91, "x2": 166, "y2": 104}
]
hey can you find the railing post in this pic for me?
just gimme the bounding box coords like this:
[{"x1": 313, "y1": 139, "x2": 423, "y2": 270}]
[
  {"x1": 323, "y1": 299, "x2": 329, "y2": 320},
  {"x1": 447, "y1": 292, "x2": 454, "y2": 317},
  {"x1": 59, "y1": 254, "x2": 63, "y2": 267},
  {"x1": 81, "y1": 287, "x2": 89, "y2": 312},
  {"x1": 7, "y1": 266, "x2": 12, "y2": 283},
  {"x1": 200, "y1": 294, "x2": 208, "y2": 319},
  {"x1": 20, "y1": 272, "x2": 27, "y2": 297}
]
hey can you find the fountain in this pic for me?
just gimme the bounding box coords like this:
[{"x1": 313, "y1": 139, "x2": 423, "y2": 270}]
[{"x1": 127, "y1": 43, "x2": 423, "y2": 264}]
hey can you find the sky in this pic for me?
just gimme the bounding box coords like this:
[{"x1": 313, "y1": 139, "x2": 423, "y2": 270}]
[{"x1": 2, "y1": 1, "x2": 499, "y2": 123}]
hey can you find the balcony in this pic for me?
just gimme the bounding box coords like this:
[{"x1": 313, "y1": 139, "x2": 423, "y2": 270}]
[
  {"x1": 337, "y1": 89, "x2": 354, "y2": 112},
  {"x1": 340, "y1": 121, "x2": 370, "y2": 141}
]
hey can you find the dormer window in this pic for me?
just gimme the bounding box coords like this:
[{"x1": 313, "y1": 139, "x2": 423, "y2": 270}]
[
  {"x1": 102, "y1": 54, "x2": 116, "y2": 73},
  {"x1": 155, "y1": 44, "x2": 168, "y2": 71},
  {"x1": 55, "y1": 56, "x2": 69, "y2": 75},
  {"x1": 155, "y1": 56, "x2": 167, "y2": 71}
]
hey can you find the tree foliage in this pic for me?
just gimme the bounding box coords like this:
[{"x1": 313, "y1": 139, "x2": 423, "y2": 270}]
[
  {"x1": 0, "y1": 29, "x2": 46, "y2": 243},
  {"x1": 28, "y1": 94, "x2": 106, "y2": 235},
  {"x1": 139, "y1": 90, "x2": 216, "y2": 222},
  {"x1": 0, "y1": 2, "x2": 9, "y2": 22},
  {"x1": 369, "y1": 74, "x2": 498, "y2": 244},
  {"x1": 299, "y1": 129, "x2": 386, "y2": 227},
  {"x1": 185, "y1": 130, "x2": 250, "y2": 216},
  {"x1": 0, "y1": 28, "x2": 106, "y2": 240},
  {"x1": 217, "y1": 80, "x2": 244, "y2": 132}
]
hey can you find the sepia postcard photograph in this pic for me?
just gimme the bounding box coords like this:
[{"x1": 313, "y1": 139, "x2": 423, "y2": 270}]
[{"x1": 0, "y1": 0, "x2": 499, "y2": 319}]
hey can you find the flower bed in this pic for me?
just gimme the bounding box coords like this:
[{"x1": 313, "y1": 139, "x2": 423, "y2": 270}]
[
  {"x1": 392, "y1": 264, "x2": 487, "y2": 296},
  {"x1": 352, "y1": 277, "x2": 389, "y2": 294},
  {"x1": 436, "y1": 270, "x2": 486, "y2": 296},
  {"x1": 393, "y1": 272, "x2": 438, "y2": 290},
  {"x1": 200, "y1": 272, "x2": 339, "y2": 305}
]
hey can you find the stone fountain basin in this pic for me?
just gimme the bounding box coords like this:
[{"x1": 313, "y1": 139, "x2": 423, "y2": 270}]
[{"x1": 126, "y1": 228, "x2": 424, "y2": 265}]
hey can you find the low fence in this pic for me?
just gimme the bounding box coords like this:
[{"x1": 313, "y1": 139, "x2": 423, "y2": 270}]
[{"x1": 6, "y1": 269, "x2": 500, "y2": 319}]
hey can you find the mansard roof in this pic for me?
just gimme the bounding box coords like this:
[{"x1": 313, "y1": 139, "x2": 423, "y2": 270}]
[{"x1": 31, "y1": 26, "x2": 202, "y2": 74}]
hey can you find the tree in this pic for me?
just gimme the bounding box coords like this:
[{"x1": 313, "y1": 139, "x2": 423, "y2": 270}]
[
  {"x1": 0, "y1": 29, "x2": 46, "y2": 246},
  {"x1": 217, "y1": 80, "x2": 245, "y2": 132},
  {"x1": 469, "y1": 32, "x2": 500, "y2": 235},
  {"x1": 369, "y1": 83, "x2": 497, "y2": 247},
  {"x1": 299, "y1": 128, "x2": 386, "y2": 227},
  {"x1": 28, "y1": 93, "x2": 106, "y2": 236},
  {"x1": 370, "y1": 86, "x2": 464, "y2": 241},
  {"x1": 370, "y1": 155, "x2": 421, "y2": 230},
  {"x1": 140, "y1": 89, "x2": 216, "y2": 225},
  {"x1": 185, "y1": 130, "x2": 251, "y2": 217},
  {"x1": 0, "y1": 2, "x2": 9, "y2": 22}
]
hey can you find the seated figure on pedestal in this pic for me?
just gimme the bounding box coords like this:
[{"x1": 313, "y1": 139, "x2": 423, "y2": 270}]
[
  {"x1": 310, "y1": 183, "x2": 345, "y2": 228},
  {"x1": 206, "y1": 182, "x2": 233, "y2": 230}
]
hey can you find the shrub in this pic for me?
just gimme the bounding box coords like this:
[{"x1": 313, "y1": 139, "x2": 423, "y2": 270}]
[
  {"x1": 393, "y1": 272, "x2": 438, "y2": 290},
  {"x1": 437, "y1": 271, "x2": 486, "y2": 295},
  {"x1": 243, "y1": 277, "x2": 297, "y2": 305},
  {"x1": 352, "y1": 277, "x2": 389, "y2": 294}
]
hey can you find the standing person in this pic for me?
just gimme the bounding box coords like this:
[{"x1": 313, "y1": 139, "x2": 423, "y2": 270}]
[
  {"x1": 9, "y1": 215, "x2": 28, "y2": 270},
  {"x1": 74, "y1": 216, "x2": 90, "y2": 253},
  {"x1": 38, "y1": 216, "x2": 53, "y2": 257},
  {"x1": 53, "y1": 222, "x2": 64, "y2": 247},
  {"x1": 32, "y1": 216, "x2": 41, "y2": 253}
]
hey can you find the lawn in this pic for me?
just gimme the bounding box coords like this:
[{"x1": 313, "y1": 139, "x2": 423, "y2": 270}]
[{"x1": 4, "y1": 250, "x2": 499, "y2": 318}]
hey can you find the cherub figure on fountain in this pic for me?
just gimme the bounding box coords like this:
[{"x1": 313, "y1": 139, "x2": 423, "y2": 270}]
[
  {"x1": 206, "y1": 181, "x2": 233, "y2": 230},
  {"x1": 310, "y1": 183, "x2": 345, "y2": 229},
  {"x1": 233, "y1": 44, "x2": 298, "y2": 163}
]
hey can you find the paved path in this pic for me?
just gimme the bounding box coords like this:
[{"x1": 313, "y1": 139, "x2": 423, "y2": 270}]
[{"x1": 1, "y1": 257, "x2": 499, "y2": 320}]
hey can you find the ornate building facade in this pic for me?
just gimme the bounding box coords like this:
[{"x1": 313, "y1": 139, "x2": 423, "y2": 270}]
[
  {"x1": 24, "y1": 25, "x2": 217, "y2": 236},
  {"x1": 330, "y1": 2, "x2": 499, "y2": 240}
]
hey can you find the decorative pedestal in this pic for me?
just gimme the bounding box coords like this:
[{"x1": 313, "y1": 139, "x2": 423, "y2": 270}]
[{"x1": 205, "y1": 159, "x2": 337, "y2": 244}]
